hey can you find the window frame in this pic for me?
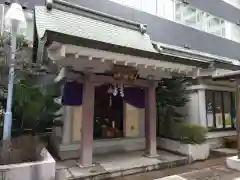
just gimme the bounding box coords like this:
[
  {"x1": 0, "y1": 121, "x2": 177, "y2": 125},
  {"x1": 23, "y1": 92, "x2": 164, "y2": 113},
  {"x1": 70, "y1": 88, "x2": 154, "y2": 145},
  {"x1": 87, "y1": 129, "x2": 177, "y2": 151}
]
[{"x1": 206, "y1": 90, "x2": 236, "y2": 132}]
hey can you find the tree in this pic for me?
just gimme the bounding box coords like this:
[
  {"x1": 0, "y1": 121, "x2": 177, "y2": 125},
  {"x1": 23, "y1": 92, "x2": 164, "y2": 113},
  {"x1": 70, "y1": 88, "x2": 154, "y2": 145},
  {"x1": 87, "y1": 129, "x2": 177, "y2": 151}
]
[
  {"x1": 156, "y1": 77, "x2": 190, "y2": 137},
  {"x1": 12, "y1": 79, "x2": 62, "y2": 135},
  {"x1": 0, "y1": 33, "x2": 61, "y2": 136}
]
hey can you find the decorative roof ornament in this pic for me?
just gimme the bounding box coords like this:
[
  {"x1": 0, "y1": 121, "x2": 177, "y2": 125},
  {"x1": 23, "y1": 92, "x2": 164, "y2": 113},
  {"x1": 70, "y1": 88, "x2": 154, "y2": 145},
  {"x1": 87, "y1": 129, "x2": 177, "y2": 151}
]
[
  {"x1": 45, "y1": 0, "x2": 53, "y2": 11},
  {"x1": 139, "y1": 24, "x2": 147, "y2": 34}
]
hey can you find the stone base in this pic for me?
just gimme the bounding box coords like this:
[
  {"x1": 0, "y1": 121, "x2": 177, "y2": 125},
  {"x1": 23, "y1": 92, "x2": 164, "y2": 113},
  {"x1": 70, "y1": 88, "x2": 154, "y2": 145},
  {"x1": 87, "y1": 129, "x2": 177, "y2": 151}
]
[
  {"x1": 144, "y1": 153, "x2": 159, "y2": 158},
  {"x1": 77, "y1": 162, "x2": 96, "y2": 168},
  {"x1": 56, "y1": 150, "x2": 188, "y2": 180},
  {"x1": 226, "y1": 156, "x2": 240, "y2": 171}
]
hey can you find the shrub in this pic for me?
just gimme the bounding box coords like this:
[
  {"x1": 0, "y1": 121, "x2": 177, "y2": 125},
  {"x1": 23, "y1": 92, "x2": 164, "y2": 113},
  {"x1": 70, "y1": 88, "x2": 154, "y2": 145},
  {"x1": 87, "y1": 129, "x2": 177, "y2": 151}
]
[
  {"x1": 179, "y1": 124, "x2": 207, "y2": 144},
  {"x1": 159, "y1": 121, "x2": 207, "y2": 144}
]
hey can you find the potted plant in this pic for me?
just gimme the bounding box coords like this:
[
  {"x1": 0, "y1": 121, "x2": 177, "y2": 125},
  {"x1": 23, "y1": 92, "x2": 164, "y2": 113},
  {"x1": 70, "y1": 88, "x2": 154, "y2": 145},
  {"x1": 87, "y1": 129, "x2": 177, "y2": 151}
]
[{"x1": 0, "y1": 80, "x2": 60, "y2": 180}]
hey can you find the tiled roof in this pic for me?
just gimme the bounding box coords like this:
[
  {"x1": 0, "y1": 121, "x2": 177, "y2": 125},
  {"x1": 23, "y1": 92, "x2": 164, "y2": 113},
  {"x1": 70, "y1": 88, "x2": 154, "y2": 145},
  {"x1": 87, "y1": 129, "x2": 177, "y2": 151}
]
[{"x1": 34, "y1": 6, "x2": 157, "y2": 53}]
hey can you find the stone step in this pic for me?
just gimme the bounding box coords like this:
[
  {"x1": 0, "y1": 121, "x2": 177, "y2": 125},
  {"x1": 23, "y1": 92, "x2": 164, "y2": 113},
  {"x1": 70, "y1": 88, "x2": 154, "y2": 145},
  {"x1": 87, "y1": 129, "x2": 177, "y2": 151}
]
[
  {"x1": 211, "y1": 148, "x2": 237, "y2": 157},
  {"x1": 56, "y1": 153, "x2": 189, "y2": 180}
]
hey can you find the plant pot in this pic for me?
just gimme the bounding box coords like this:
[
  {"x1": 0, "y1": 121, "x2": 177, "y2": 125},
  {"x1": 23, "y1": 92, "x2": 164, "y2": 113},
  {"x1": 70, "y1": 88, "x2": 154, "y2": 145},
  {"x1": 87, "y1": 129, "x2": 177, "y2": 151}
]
[{"x1": 0, "y1": 148, "x2": 55, "y2": 180}]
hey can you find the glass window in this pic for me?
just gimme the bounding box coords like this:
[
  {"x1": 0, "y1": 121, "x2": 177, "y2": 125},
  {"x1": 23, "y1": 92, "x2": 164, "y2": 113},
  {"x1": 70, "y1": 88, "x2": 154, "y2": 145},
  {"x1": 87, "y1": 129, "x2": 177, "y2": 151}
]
[
  {"x1": 226, "y1": 23, "x2": 240, "y2": 43},
  {"x1": 214, "y1": 92, "x2": 223, "y2": 128},
  {"x1": 206, "y1": 90, "x2": 235, "y2": 130},
  {"x1": 174, "y1": 1, "x2": 182, "y2": 21},
  {"x1": 205, "y1": 14, "x2": 226, "y2": 36},
  {"x1": 182, "y1": 5, "x2": 197, "y2": 26},
  {"x1": 157, "y1": 0, "x2": 174, "y2": 20},
  {"x1": 174, "y1": 2, "x2": 201, "y2": 29},
  {"x1": 122, "y1": 0, "x2": 142, "y2": 9},
  {"x1": 206, "y1": 91, "x2": 214, "y2": 128},
  {"x1": 223, "y1": 92, "x2": 232, "y2": 128},
  {"x1": 142, "y1": 0, "x2": 156, "y2": 15}
]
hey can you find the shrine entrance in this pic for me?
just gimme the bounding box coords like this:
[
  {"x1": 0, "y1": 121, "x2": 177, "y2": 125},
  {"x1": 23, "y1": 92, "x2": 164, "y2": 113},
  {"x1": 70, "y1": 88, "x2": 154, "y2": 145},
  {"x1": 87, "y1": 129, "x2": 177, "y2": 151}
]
[{"x1": 94, "y1": 84, "x2": 124, "y2": 139}]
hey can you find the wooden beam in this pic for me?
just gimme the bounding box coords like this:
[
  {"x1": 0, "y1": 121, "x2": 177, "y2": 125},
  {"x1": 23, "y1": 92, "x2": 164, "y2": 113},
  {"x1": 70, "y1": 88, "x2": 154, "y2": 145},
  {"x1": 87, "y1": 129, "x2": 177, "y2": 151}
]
[{"x1": 89, "y1": 74, "x2": 151, "y2": 88}]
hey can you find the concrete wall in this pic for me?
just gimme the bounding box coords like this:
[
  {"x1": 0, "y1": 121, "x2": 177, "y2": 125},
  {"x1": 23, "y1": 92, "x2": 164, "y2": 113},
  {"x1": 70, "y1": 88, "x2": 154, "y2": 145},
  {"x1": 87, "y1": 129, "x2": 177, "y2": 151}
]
[{"x1": 185, "y1": 91, "x2": 199, "y2": 125}]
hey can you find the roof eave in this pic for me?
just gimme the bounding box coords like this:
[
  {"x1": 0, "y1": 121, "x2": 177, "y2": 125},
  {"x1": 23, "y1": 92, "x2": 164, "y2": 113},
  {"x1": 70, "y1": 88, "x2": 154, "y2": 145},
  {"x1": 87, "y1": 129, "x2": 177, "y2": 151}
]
[
  {"x1": 212, "y1": 70, "x2": 240, "y2": 81},
  {"x1": 40, "y1": 31, "x2": 211, "y2": 68}
]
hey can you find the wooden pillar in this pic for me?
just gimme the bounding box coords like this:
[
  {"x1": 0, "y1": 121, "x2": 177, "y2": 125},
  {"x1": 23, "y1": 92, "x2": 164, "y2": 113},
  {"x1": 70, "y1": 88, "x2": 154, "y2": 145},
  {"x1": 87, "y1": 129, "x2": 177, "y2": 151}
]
[
  {"x1": 79, "y1": 76, "x2": 95, "y2": 167},
  {"x1": 145, "y1": 82, "x2": 157, "y2": 157},
  {"x1": 236, "y1": 79, "x2": 240, "y2": 159}
]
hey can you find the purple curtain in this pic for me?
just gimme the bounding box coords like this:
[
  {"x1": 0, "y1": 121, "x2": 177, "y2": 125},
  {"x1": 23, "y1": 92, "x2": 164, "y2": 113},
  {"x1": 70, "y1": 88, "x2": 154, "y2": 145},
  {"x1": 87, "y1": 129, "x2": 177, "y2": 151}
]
[
  {"x1": 61, "y1": 82, "x2": 145, "y2": 108},
  {"x1": 61, "y1": 81, "x2": 83, "y2": 106},
  {"x1": 123, "y1": 87, "x2": 145, "y2": 109}
]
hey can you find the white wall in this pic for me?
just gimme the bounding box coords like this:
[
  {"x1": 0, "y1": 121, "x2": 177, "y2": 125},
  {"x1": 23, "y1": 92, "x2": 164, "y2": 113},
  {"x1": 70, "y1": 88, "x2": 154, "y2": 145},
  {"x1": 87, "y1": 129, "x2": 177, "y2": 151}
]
[{"x1": 185, "y1": 91, "x2": 199, "y2": 125}]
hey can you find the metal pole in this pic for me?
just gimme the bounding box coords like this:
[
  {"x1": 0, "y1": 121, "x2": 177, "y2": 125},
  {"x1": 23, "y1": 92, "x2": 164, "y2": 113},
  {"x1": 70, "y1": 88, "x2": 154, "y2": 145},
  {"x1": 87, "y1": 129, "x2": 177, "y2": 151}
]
[
  {"x1": 2, "y1": 25, "x2": 17, "y2": 141},
  {"x1": 236, "y1": 82, "x2": 240, "y2": 159}
]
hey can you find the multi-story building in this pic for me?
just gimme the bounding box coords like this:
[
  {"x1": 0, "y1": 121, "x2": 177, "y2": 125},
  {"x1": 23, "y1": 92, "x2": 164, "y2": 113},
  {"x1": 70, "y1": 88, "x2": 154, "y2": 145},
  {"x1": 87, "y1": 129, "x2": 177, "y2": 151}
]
[{"x1": 1, "y1": 0, "x2": 240, "y2": 166}]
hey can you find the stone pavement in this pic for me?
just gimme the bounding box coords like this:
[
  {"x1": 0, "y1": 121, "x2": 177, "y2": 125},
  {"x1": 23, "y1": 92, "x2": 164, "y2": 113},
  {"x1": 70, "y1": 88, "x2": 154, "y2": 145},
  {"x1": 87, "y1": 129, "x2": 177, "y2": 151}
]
[
  {"x1": 55, "y1": 150, "x2": 188, "y2": 180},
  {"x1": 113, "y1": 157, "x2": 240, "y2": 180},
  {"x1": 179, "y1": 166, "x2": 240, "y2": 180},
  {"x1": 155, "y1": 165, "x2": 240, "y2": 180}
]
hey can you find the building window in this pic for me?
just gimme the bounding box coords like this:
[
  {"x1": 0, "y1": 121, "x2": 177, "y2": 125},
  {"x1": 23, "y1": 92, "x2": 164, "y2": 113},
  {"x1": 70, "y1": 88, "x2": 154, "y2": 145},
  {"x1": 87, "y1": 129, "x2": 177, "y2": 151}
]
[
  {"x1": 142, "y1": 0, "x2": 157, "y2": 15},
  {"x1": 174, "y1": 1, "x2": 204, "y2": 29},
  {"x1": 204, "y1": 14, "x2": 226, "y2": 37},
  {"x1": 206, "y1": 90, "x2": 235, "y2": 130},
  {"x1": 109, "y1": 0, "x2": 240, "y2": 43},
  {"x1": 157, "y1": 0, "x2": 174, "y2": 20}
]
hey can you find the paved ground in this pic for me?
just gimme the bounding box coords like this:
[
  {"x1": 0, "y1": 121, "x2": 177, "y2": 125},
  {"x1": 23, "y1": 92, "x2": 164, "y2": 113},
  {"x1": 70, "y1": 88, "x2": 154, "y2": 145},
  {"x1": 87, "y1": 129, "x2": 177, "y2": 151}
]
[
  {"x1": 113, "y1": 157, "x2": 240, "y2": 180},
  {"x1": 55, "y1": 150, "x2": 188, "y2": 180}
]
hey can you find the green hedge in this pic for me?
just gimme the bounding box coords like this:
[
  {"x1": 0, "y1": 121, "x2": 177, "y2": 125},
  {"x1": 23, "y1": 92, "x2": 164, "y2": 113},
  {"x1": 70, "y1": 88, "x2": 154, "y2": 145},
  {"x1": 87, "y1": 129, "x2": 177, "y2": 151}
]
[{"x1": 159, "y1": 121, "x2": 207, "y2": 144}]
